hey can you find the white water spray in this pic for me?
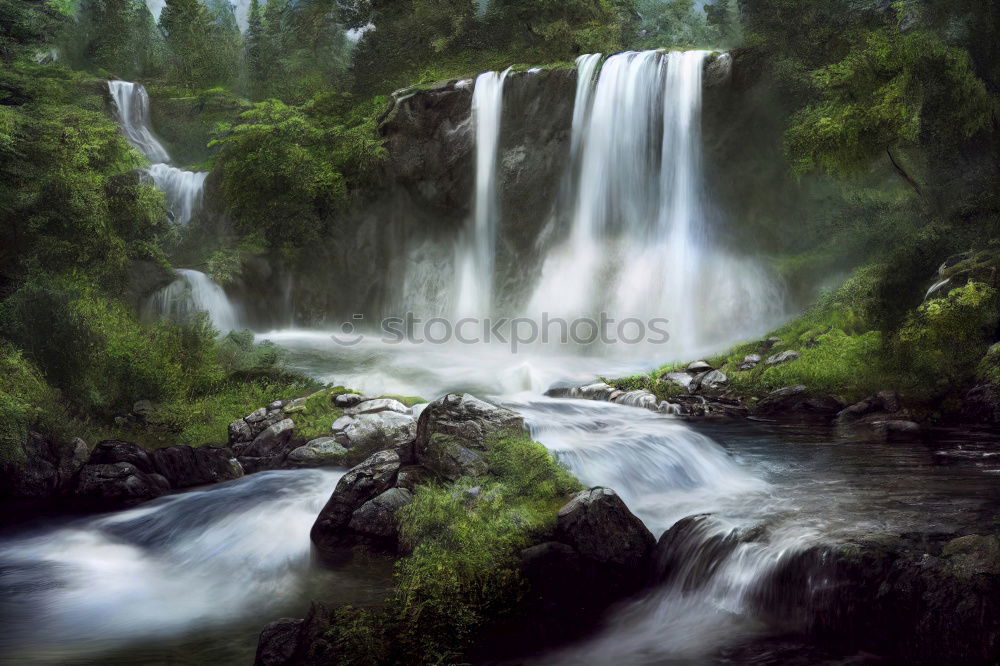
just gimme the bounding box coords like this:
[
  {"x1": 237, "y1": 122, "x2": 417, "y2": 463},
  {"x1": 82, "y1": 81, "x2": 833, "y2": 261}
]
[
  {"x1": 529, "y1": 51, "x2": 784, "y2": 356},
  {"x1": 454, "y1": 68, "x2": 511, "y2": 317}
]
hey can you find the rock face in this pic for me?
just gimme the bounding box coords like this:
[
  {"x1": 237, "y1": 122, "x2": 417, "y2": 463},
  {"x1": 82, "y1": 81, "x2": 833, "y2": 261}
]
[
  {"x1": 347, "y1": 487, "x2": 414, "y2": 543},
  {"x1": 236, "y1": 418, "x2": 298, "y2": 473},
  {"x1": 253, "y1": 602, "x2": 337, "y2": 666},
  {"x1": 415, "y1": 393, "x2": 526, "y2": 481},
  {"x1": 255, "y1": 619, "x2": 304, "y2": 666},
  {"x1": 0, "y1": 434, "x2": 89, "y2": 498},
  {"x1": 310, "y1": 450, "x2": 402, "y2": 552},
  {"x1": 758, "y1": 533, "x2": 1000, "y2": 663},
  {"x1": 962, "y1": 383, "x2": 1000, "y2": 423},
  {"x1": 753, "y1": 385, "x2": 843, "y2": 418},
  {"x1": 150, "y1": 445, "x2": 243, "y2": 488}
]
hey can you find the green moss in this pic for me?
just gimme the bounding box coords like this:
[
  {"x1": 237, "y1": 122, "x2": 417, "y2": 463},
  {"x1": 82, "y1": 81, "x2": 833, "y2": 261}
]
[
  {"x1": 291, "y1": 387, "x2": 349, "y2": 440},
  {"x1": 0, "y1": 342, "x2": 70, "y2": 465},
  {"x1": 325, "y1": 432, "x2": 581, "y2": 664}
]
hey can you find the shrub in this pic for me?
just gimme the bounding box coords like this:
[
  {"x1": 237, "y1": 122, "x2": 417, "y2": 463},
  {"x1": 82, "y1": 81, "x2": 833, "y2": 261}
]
[{"x1": 0, "y1": 341, "x2": 68, "y2": 464}]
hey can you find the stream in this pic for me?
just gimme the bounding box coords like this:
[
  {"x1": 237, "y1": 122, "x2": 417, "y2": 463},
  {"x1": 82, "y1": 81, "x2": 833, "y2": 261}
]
[{"x1": 0, "y1": 338, "x2": 998, "y2": 663}]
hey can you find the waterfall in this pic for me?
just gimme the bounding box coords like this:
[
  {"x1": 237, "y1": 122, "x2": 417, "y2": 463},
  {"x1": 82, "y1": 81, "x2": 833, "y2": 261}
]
[
  {"x1": 527, "y1": 50, "x2": 784, "y2": 355},
  {"x1": 454, "y1": 68, "x2": 511, "y2": 318},
  {"x1": 147, "y1": 269, "x2": 242, "y2": 333},
  {"x1": 107, "y1": 80, "x2": 207, "y2": 226}
]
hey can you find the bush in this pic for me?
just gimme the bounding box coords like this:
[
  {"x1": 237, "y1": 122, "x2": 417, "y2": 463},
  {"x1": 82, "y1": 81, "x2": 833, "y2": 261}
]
[{"x1": 0, "y1": 341, "x2": 68, "y2": 464}]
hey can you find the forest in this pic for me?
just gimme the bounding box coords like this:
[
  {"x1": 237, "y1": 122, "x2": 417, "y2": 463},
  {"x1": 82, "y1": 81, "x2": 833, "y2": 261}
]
[{"x1": 0, "y1": 0, "x2": 998, "y2": 664}]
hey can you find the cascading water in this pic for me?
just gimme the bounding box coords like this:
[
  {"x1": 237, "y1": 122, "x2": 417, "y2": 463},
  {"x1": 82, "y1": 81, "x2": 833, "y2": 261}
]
[
  {"x1": 146, "y1": 268, "x2": 242, "y2": 332},
  {"x1": 454, "y1": 68, "x2": 511, "y2": 318},
  {"x1": 528, "y1": 50, "x2": 784, "y2": 356},
  {"x1": 107, "y1": 80, "x2": 207, "y2": 227}
]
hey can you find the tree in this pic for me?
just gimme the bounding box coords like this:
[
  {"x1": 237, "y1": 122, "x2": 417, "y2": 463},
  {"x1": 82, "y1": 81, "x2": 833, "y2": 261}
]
[{"x1": 244, "y1": 0, "x2": 265, "y2": 97}]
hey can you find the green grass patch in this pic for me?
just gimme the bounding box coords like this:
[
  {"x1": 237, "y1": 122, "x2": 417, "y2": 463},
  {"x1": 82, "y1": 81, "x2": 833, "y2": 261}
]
[{"x1": 326, "y1": 432, "x2": 582, "y2": 664}]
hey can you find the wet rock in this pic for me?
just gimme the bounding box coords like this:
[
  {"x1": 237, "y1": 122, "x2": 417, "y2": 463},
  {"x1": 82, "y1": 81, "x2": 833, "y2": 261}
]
[
  {"x1": 611, "y1": 389, "x2": 658, "y2": 409},
  {"x1": 546, "y1": 382, "x2": 618, "y2": 401},
  {"x1": 333, "y1": 393, "x2": 366, "y2": 408},
  {"x1": 287, "y1": 438, "x2": 349, "y2": 467},
  {"x1": 692, "y1": 369, "x2": 728, "y2": 393},
  {"x1": 759, "y1": 532, "x2": 1000, "y2": 664},
  {"x1": 738, "y1": 354, "x2": 761, "y2": 371},
  {"x1": 255, "y1": 618, "x2": 304, "y2": 666},
  {"x1": 876, "y1": 419, "x2": 921, "y2": 439},
  {"x1": 555, "y1": 488, "x2": 655, "y2": 592},
  {"x1": 766, "y1": 350, "x2": 801, "y2": 366},
  {"x1": 348, "y1": 487, "x2": 414, "y2": 545},
  {"x1": 310, "y1": 450, "x2": 401, "y2": 551},
  {"x1": 332, "y1": 412, "x2": 416, "y2": 464},
  {"x1": 961, "y1": 383, "x2": 1000, "y2": 424},
  {"x1": 345, "y1": 398, "x2": 409, "y2": 416},
  {"x1": 88, "y1": 439, "x2": 155, "y2": 473},
  {"x1": 686, "y1": 360, "x2": 713, "y2": 374},
  {"x1": 415, "y1": 393, "x2": 525, "y2": 480},
  {"x1": 653, "y1": 514, "x2": 764, "y2": 587},
  {"x1": 75, "y1": 462, "x2": 170, "y2": 508},
  {"x1": 0, "y1": 434, "x2": 89, "y2": 498},
  {"x1": 663, "y1": 372, "x2": 694, "y2": 390},
  {"x1": 150, "y1": 445, "x2": 243, "y2": 488},
  {"x1": 243, "y1": 419, "x2": 296, "y2": 458}
]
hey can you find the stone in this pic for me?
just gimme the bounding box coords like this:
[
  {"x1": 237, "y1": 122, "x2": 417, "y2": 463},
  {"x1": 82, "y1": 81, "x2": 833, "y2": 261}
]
[
  {"x1": 310, "y1": 450, "x2": 401, "y2": 551},
  {"x1": 738, "y1": 354, "x2": 761, "y2": 371},
  {"x1": 556, "y1": 488, "x2": 655, "y2": 571},
  {"x1": 268, "y1": 400, "x2": 284, "y2": 411},
  {"x1": 766, "y1": 350, "x2": 801, "y2": 366},
  {"x1": 75, "y1": 462, "x2": 170, "y2": 508},
  {"x1": 348, "y1": 487, "x2": 414, "y2": 543},
  {"x1": 150, "y1": 445, "x2": 243, "y2": 488},
  {"x1": 245, "y1": 407, "x2": 268, "y2": 424},
  {"x1": 663, "y1": 372, "x2": 693, "y2": 390},
  {"x1": 762, "y1": 336, "x2": 782, "y2": 350},
  {"x1": 88, "y1": 440, "x2": 155, "y2": 473},
  {"x1": 334, "y1": 393, "x2": 366, "y2": 408},
  {"x1": 228, "y1": 418, "x2": 253, "y2": 444},
  {"x1": 287, "y1": 438, "x2": 349, "y2": 467},
  {"x1": 331, "y1": 412, "x2": 416, "y2": 462},
  {"x1": 345, "y1": 398, "x2": 409, "y2": 416},
  {"x1": 255, "y1": 618, "x2": 304, "y2": 666},
  {"x1": 0, "y1": 434, "x2": 89, "y2": 498},
  {"x1": 962, "y1": 383, "x2": 1000, "y2": 424},
  {"x1": 692, "y1": 369, "x2": 728, "y2": 393},
  {"x1": 686, "y1": 361, "x2": 713, "y2": 374},
  {"x1": 611, "y1": 390, "x2": 658, "y2": 409},
  {"x1": 878, "y1": 420, "x2": 921, "y2": 438},
  {"x1": 415, "y1": 394, "x2": 525, "y2": 479},
  {"x1": 244, "y1": 419, "x2": 296, "y2": 458}
]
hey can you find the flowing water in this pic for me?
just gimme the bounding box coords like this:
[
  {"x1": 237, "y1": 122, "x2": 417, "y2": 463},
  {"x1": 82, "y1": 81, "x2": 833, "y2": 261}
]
[
  {"x1": 145, "y1": 268, "x2": 243, "y2": 332},
  {"x1": 0, "y1": 469, "x2": 393, "y2": 664},
  {"x1": 107, "y1": 80, "x2": 208, "y2": 227}
]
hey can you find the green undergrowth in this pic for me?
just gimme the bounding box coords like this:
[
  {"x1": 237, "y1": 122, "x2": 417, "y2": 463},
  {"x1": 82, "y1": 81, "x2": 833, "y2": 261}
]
[
  {"x1": 612, "y1": 264, "x2": 1000, "y2": 408},
  {"x1": 0, "y1": 342, "x2": 71, "y2": 465},
  {"x1": 325, "y1": 431, "x2": 582, "y2": 664}
]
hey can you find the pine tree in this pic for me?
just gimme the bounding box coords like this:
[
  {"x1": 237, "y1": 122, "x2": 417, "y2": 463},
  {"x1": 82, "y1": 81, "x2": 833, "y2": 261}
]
[
  {"x1": 245, "y1": 0, "x2": 265, "y2": 97},
  {"x1": 160, "y1": 0, "x2": 214, "y2": 88}
]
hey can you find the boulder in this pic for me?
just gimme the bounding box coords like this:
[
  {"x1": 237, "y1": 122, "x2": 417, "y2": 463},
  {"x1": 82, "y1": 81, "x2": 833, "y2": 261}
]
[
  {"x1": 415, "y1": 393, "x2": 525, "y2": 480},
  {"x1": 255, "y1": 619, "x2": 304, "y2": 666},
  {"x1": 228, "y1": 418, "x2": 252, "y2": 444},
  {"x1": 243, "y1": 419, "x2": 296, "y2": 458},
  {"x1": 0, "y1": 434, "x2": 89, "y2": 498},
  {"x1": 555, "y1": 488, "x2": 655, "y2": 591},
  {"x1": 752, "y1": 385, "x2": 841, "y2": 418},
  {"x1": 961, "y1": 383, "x2": 1000, "y2": 424},
  {"x1": 88, "y1": 439, "x2": 155, "y2": 473},
  {"x1": 662, "y1": 372, "x2": 694, "y2": 390},
  {"x1": 766, "y1": 350, "x2": 801, "y2": 366},
  {"x1": 150, "y1": 445, "x2": 243, "y2": 488},
  {"x1": 545, "y1": 383, "x2": 617, "y2": 402},
  {"x1": 611, "y1": 390, "x2": 658, "y2": 409},
  {"x1": 692, "y1": 369, "x2": 728, "y2": 393},
  {"x1": 332, "y1": 412, "x2": 416, "y2": 463},
  {"x1": 75, "y1": 462, "x2": 170, "y2": 508},
  {"x1": 345, "y1": 398, "x2": 409, "y2": 416},
  {"x1": 348, "y1": 487, "x2": 414, "y2": 545},
  {"x1": 395, "y1": 465, "x2": 431, "y2": 491},
  {"x1": 310, "y1": 450, "x2": 401, "y2": 551},
  {"x1": 287, "y1": 438, "x2": 349, "y2": 467}
]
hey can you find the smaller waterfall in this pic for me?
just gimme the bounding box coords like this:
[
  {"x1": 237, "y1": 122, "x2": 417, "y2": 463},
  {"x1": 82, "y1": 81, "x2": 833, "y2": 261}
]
[
  {"x1": 147, "y1": 165, "x2": 208, "y2": 226},
  {"x1": 107, "y1": 81, "x2": 207, "y2": 227},
  {"x1": 107, "y1": 80, "x2": 170, "y2": 163},
  {"x1": 147, "y1": 269, "x2": 242, "y2": 333},
  {"x1": 454, "y1": 68, "x2": 511, "y2": 317}
]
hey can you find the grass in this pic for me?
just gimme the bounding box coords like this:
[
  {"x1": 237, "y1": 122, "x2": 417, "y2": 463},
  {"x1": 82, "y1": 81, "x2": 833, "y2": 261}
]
[{"x1": 324, "y1": 431, "x2": 582, "y2": 664}]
